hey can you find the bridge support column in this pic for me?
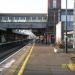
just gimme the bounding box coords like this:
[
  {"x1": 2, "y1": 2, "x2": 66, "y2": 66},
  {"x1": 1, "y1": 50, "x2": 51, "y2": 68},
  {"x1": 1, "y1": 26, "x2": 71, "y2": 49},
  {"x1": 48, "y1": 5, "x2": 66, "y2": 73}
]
[
  {"x1": 0, "y1": 31, "x2": 6, "y2": 43},
  {"x1": 6, "y1": 29, "x2": 15, "y2": 42}
]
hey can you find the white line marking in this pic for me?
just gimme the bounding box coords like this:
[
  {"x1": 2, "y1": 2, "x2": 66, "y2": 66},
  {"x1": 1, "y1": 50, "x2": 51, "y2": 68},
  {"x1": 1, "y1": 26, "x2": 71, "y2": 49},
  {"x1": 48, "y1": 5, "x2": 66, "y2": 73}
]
[
  {"x1": 3, "y1": 59, "x2": 15, "y2": 68},
  {"x1": 0, "y1": 68, "x2": 4, "y2": 71},
  {"x1": 0, "y1": 59, "x2": 15, "y2": 72}
]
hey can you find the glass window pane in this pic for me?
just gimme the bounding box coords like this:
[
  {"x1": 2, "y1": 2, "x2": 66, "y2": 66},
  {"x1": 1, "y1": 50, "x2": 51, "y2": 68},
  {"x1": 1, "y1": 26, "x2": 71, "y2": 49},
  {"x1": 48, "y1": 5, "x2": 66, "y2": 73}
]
[{"x1": 53, "y1": 0, "x2": 56, "y2": 8}]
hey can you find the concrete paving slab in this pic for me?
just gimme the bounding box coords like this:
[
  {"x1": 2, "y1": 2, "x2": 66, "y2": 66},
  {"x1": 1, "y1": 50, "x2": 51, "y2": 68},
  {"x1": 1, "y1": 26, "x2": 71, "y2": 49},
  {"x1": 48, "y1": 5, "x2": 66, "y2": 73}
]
[{"x1": 22, "y1": 45, "x2": 75, "y2": 75}]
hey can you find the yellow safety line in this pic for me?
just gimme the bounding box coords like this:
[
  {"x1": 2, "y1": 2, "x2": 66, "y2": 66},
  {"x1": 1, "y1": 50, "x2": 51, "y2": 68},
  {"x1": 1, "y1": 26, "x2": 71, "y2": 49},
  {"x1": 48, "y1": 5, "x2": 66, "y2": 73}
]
[
  {"x1": 61, "y1": 64, "x2": 75, "y2": 71},
  {"x1": 17, "y1": 44, "x2": 35, "y2": 75}
]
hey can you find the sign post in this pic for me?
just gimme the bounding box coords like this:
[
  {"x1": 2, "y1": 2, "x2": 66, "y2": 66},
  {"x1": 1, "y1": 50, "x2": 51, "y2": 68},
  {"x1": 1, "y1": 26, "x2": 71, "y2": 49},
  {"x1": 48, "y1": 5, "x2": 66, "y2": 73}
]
[{"x1": 65, "y1": 0, "x2": 68, "y2": 53}]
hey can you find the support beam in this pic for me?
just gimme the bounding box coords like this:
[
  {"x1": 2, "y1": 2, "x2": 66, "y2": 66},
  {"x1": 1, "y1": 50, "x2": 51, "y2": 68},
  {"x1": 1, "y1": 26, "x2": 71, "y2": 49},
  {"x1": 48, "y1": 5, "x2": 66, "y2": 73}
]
[{"x1": 73, "y1": 0, "x2": 75, "y2": 50}]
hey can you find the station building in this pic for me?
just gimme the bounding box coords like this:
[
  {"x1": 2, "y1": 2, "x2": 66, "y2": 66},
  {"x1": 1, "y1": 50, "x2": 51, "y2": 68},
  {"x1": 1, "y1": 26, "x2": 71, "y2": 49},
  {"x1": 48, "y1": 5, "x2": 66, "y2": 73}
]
[
  {"x1": 47, "y1": 0, "x2": 61, "y2": 44},
  {"x1": 48, "y1": 0, "x2": 73, "y2": 44}
]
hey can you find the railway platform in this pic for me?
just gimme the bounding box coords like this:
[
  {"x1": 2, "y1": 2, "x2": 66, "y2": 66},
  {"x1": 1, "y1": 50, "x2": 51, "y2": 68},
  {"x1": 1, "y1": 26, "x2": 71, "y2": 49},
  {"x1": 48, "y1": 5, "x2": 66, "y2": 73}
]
[
  {"x1": 0, "y1": 43, "x2": 75, "y2": 75},
  {"x1": 21, "y1": 44, "x2": 75, "y2": 75}
]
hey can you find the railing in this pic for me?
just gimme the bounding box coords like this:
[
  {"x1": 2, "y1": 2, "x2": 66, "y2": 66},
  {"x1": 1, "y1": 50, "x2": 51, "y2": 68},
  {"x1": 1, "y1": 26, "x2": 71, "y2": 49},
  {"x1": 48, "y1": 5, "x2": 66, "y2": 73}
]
[
  {"x1": 0, "y1": 16, "x2": 47, "y2": 23},
  {"x1": 0, "y1": 19, "x2": 47, "y2": 23}
]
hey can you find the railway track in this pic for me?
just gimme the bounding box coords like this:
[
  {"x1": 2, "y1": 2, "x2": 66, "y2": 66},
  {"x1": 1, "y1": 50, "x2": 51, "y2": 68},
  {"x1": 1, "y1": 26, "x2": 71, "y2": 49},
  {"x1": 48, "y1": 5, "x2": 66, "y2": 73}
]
[{"x1": 0, "y1": 39, "x2": 33, "y2": 62}]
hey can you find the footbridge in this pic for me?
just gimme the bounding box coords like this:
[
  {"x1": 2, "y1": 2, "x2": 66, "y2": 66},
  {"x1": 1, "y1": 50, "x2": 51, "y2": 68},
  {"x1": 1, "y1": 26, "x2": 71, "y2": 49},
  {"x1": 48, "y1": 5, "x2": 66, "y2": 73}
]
[{"x1": 0, "y1": 13, "x2": 47, "y2": 29}]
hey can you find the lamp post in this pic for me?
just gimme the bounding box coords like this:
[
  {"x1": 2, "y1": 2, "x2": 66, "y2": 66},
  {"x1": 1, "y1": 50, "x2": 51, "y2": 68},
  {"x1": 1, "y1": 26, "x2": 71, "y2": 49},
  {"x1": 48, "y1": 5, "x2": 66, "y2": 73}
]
[
  {"x1": 65, "y1": 0, "x2": 68, "y2": 53},
  {"x1": 73, "y1": 0, "x2": 75, "y2": 50},
  {"x1": 54, "y1": 11, "x2": 56, "y2": 44}
]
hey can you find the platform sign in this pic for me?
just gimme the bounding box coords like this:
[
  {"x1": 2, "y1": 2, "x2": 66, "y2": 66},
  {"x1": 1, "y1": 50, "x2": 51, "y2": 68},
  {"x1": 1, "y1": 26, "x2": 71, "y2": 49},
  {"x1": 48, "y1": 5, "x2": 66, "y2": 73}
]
[{"x1": 56, "y1": 22, "x2": 63, "y2": 44}]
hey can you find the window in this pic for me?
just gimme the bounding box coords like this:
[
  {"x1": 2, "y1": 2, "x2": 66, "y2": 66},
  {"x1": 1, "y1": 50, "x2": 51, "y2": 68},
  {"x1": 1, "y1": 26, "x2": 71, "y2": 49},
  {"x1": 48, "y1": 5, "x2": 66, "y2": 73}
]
[
  {"x1": 4, "y1": 17, "x2": 8, "y2": 20},
  {"x1": 14, "y1": 17, "x2": 19, "y2": 22},
  {"x1": 9, "y1": 16, "x2": 14, "y2": 22},
  {"x1": 67, "y1": 22, "x2": 73, "y2": 30},
  {"x1": 19, "y1": 17, "x2": 25, "y2": 22},
  {"x1": 43, "y1": 17, "x2": 47, "y2": 20},
  {"x1": 53, "y1": 0, "x2": 57, "y2": 8},
  {"x1": 15, "y1": 17, "x2": 19, "y2": 20},
  {"x1": 62, "y1": 21, "x2": 73, "y2": 31},
  {"x1": 32, "y1": 16, "x2": 36, "y2": 20},
  {"x1": 1, "y1": 16, "x2": 8, "y2": 22},
  {"x1": 37, "y1": 16, "x2": 42, "y2": 20},
  {"x1": 20, "y1": 17, "x2": 25, "y2": 20},
  {"x1": 26, "y1": 16, "x2": 31, "y2": 21}
]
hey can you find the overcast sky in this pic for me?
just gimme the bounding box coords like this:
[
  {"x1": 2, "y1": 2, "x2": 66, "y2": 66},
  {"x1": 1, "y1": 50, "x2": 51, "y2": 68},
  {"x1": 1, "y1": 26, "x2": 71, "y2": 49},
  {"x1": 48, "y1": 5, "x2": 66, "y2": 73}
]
[
  {"x1": 0, "y1": 0, "x2": 74, "y2": 13},
  {"x1": 61, "y1": 0, "x2": 74, "y2": 9}
]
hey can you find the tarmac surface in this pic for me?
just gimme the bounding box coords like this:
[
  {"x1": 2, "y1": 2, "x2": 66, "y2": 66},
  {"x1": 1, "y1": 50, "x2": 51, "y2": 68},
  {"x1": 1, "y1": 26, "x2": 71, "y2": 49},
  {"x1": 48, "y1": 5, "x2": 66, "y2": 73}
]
[{"x1": 22, "y1": 44, "x2": 75, "y2": 75}]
